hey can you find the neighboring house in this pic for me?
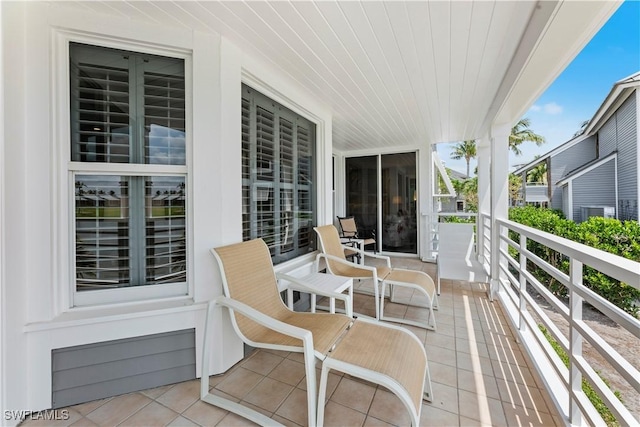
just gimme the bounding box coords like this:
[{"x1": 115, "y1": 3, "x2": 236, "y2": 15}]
[
  {"x1": 440, "y1": 168, "x2": 469, "y2": 212},
  {"x1": 515, "y1": 72, "x2": 639, "y2": 222}
]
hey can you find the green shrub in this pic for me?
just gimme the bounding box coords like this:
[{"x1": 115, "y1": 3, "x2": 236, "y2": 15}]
[
  {"x1": 509, "y1": 207, "x2": 640, "y2": 317},
  {"x1": 539, "y1": 326, "x2": 621, "y2": 426}
]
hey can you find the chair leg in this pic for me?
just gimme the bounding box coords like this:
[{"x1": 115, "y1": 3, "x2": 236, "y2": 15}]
[
  {"x1": 317, "y1": 362, "x2": 331, "y2": 426},
  {"x1": 303, "y1": 350, "x2": 318, "y2": 427}
]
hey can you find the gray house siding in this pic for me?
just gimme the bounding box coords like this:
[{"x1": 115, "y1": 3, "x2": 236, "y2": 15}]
[
  {"x1": 550, "y1": 136, "x2": 597, "y2": 209},
  {"x1": 52, "y1": 329, "x2": 196, "y2": 408},
  {"x1": 615, "y1": 93, "x2": 638, "y2": 220},
  {"x1": 571, "y1": 160, "x2": 616, "y2": 222},
  {"x1": 599, "y1": 113, "x2": 617, "y2": 157}
]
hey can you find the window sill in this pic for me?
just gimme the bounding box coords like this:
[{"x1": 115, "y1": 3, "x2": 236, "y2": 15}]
[{"x1": 24, "y1": 297, "x2": 204, "y2": 333}]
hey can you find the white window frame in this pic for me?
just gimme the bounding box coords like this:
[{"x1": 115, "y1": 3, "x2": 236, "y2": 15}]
[{"x1": 53, "y1": 30, "x2": 193, "y2": 310}]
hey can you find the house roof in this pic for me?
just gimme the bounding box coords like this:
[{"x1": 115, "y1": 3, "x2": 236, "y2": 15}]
[
  {"x1": 447, "y1": 168, "x2": 469, "y2": 181},
  {"x1": 49, "y1": 1, "x2": 620, "y2": 153},
  {"x1": 513, "y1": 70, "x2": 640, "y2": 176},
  {"x1": 556, "y1": 151, "x2": 617, "y2": 186}
]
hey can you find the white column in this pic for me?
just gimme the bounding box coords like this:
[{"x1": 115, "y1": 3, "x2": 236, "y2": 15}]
[
  {"x1": 476, "y1": 136, "x2": 490, "y2": 264},
  {"x1": 490, "y1": 124, "x2": 510, "y2": 300}
]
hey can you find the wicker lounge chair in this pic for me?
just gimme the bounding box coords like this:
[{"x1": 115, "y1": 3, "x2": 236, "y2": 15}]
[
  {"x1": 202, "y1": 238, "x2": 432, "y2": 426},
  {"x1": 314, "y1": 224, "x2": 438, "y2": 330}
]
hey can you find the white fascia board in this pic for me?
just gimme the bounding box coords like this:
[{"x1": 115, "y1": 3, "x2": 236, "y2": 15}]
[
  {"x1": 432, "y1": 151, "x2": 455, "y2": 197},
  {"x1": 585, "y1": 86, "x2": 637, "y2": 135},
  {"x1": 556, "y1": 153, "x2": 617, "y2": 187}
]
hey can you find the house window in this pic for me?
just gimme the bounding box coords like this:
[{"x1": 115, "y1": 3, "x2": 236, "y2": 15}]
[
  {"x1": 241, "y1": 84, "x2": 316, "y2": 264},
  {"x1": 70, "y1": 43, "x2": 187, "y2": 293}
]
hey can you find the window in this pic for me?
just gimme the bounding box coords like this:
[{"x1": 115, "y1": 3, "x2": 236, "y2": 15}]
[
  {"x1": 241, "y1": 84, "x2": 316, "y2": 264},
  {"x1": 69, "y1": 43, "x2": 187, "y2": 295}
]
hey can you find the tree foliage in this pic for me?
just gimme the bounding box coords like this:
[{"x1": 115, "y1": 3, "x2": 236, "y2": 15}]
[
  {"x1": 509, "y1": 206, "x2": 640, "y2": 317},
  {"x1": 509, "y1": 118, "x2": 545, "y2": 155},
  {"x1": 450, "y1": 140, "x2": 476, "y2": 177}
]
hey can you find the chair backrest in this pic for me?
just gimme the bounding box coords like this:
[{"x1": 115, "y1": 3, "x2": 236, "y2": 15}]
[
  {"x1": 438, "y1": 223, "x2": 475, "y2": 260},
  {"x1": 212, "y1": 239, "x2": 291, "y2": 331},
  {"x1": 315, "y1": 224, "x2": 370, "y2": 277},
  {"x1": 337, "y1": 216, "x2": 358, "y2": 238}
]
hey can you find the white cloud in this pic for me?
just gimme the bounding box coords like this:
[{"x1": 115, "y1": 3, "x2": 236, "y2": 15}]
[
  {"x1": 529, "y1": 104, "x2": 542, "y2": 112},
  {"x1": 543, "y1": 102, "x2": 563, "y2": 115}
]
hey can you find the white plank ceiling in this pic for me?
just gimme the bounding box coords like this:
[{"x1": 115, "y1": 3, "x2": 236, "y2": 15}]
[{"x1": 58, "y1": 1, "x2": 619, "y2": 152}]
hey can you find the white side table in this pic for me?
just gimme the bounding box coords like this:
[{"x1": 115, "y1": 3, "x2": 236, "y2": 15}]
[
  {"x1": 340, "y1": 238, "x2": 366, "y2": 265},
  {"x1": 285, "y1": 272, "x2": 353, "y2": 316}
]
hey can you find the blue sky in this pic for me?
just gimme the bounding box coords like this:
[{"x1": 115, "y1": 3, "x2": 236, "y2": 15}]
[{"x1": 439, "y1": 0, "x2": 640, "y2": 175}]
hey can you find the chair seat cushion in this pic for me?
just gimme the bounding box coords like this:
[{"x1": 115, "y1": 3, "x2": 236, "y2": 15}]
[{"x1": 242, "y1": 312, "x2": 352, "y2": 355}]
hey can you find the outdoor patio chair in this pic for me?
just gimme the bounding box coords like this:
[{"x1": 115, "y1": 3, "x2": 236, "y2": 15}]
[
  {"x1": 202, "y1": 238, "x2": 432, "y2": 427},
  {"x1": 314, "y1": 224, "x2": 438, "y2": 330},
  {"x1": 337, "y1": 216, "x2": 377, "y2": 253}
]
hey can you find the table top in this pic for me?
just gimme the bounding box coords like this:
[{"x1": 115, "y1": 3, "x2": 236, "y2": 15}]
[{"x1": 297, "y1": 272, "x2": 353, "y2": 293}]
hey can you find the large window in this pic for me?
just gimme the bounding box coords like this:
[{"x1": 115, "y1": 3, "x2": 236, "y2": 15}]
[
  {"x1": 69, "y1": 43, "x2": 187, "y2": 294},
  {"x1": 241, "y1": 84, "x2": 316, "y2": 264}
]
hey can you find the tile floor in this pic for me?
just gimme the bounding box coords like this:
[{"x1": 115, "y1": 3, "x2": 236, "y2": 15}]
[{"x1": 21, "y1": 258, "x2": 562, "y2": 427}]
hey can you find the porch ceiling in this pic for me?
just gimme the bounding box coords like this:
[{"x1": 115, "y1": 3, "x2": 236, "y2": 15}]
[{"x1": 59, "y1": 1, "x2": 620, "y2": 152}]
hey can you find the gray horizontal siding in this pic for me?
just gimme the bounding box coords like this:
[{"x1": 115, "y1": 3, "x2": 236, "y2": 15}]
[
  {"x1": 550, "y1": 136, "x2": 597, "y2": 209},
  {"x1": 616, "y1": 94, "x2": 637, "y2": 204},
  {"x1": 599, "y1": 114, "x2": 617, "y2": 157},
  {"x1": 52, "y1": 329, "x2": 196, "y2": 408},
  {"x1": 572, "y1": 160, "x2": 616, "y2": 221}
]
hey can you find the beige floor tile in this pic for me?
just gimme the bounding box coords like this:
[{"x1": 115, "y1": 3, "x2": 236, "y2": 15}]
[
  {"x1": 455, "y1": 338, "x2": 490, "y2": 358},
  {"x1": 362, "y1": 415, "x2": 394, "y2": 427},
  {"x1": 215, "y1": 411, "x2": 260, "y2": 426},
  {"x1": 330, "y1": 377, "x2": 376, "y2": 414},
  {"x1": 496, "y1": 379, "x2": 549, "y2": 413},
  {"x1": 287, "y1": 352, "x2": 305, "y2": 364},
  {"x1": 181, "y1": 400, "x2": 228, "y2": 426},
  {"x1": 456, "y1": 352, "x2": 494, "y2": 376},
  {"x1": 435, "y1": 313, "x2": 456, "y2": 328},
  {"x1": 243, "y1": 377, "x2": 294, "y2": 412},
  {"x1": 215, "y1": 367, "x2": 264, "y2": 400},
  {"x1": 427, "y1": 382, "x2": 459, "y2": 415},
  {"x1": 241, "y1": 350, "x2": 284, "y2": 376},
  {"x1": 502, "y1": 403, "x2": 556, "y2": 427},
  {"x1": 366, "y1": 388, "x2": 411, "y2": 426},
  {"x1": 420, "y1": 404, "x2": 459, "y2": 426},
  {"x1": 457, "y1": 389, "x2": 505, "y2": 425},
  {"x1": 426, "y1": 345, "x2": 457, "y2": 368},
  {"x1": 166, "y1": 415, "x2": 198, "y2": 427},
  {"x1": 380, "y1": 301, "x2": 408, "y2": 317},
  {"x1": 401, "y1": 325, "x2": 427, "y2": 343},
  {"x1": 457, "y1": 368, "x2": 501, "y2": 400},
  {"x1": 322, "y1": 401, "x2": 366, "y2": 427},
  {"x1": 429, "y1": 361, "x2": 458, "y2": 388},
  {"x1": 69, "y1": 417, "x2": 99, "y2": 427},
  {"x1": 270, "y1": 414, "x2": 303, "y2": 427},
  {"x1": 491, "y1": 359, "x2": 537, "y2": 386},
  {"x1": 140, "y1": 384, "x2": 175, "y2": 400},
  {"x1": 426, "y1": 331, "x2": 456, "y2": 349},
  {"x1": 155, "y1": 380, "x2": 200, "y2": 414},
  {"x1": 118, "y1": 401, "x2": 179, "y2": 426},
  {"x1": 85, "y1": 394, "x2": 151, "y2": 426},
  {"x1": 458, "y1": 415, "x2": 482, "y2": 426},
  {"x1": 208, "y1": 374, "x2": 227, "y2": 389},
  {"x1": 274, "y1": 387, "x2": 309, "y2": 426},
  {"x1": 71, "y1": 398, "x2": 111, "y2": 416},
  {"x1": 268, "y1": 358, "x2": 306, "y2": 386}
]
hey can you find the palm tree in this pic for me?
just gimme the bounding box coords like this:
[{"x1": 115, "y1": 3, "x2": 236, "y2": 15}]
[
  {"x1": 450, "y1": 140, "x2": 476, "y2": 177},
  {"x1": 526, "y1": 155, "x2": 547, "y2": 184},
  {"x1": 509, "y1": 118, "x2": 545, "y2": 155}
]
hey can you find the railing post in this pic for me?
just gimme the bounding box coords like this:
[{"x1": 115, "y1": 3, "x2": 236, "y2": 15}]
[
  {"x1": 569, "y1": 258, "x2": 583, "y2": 425},
  {"x1": 519, "y1": 233, "x2": 527, "y2": 333}
]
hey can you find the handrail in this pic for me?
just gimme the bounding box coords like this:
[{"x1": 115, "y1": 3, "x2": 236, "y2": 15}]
[{"x1": 489, "y1": 217, "x2": 640, "y2": 426}]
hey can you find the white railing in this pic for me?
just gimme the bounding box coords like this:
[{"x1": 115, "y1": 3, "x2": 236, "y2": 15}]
[{"x1": 491, "y1": 217, "x2": 639, "y2": 426}]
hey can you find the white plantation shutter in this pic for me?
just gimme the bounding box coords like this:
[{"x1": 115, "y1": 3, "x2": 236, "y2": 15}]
[
  {"x1": 70, "y1": 43, "x2": 187, "y2": 293},
  {"x1": 241, "y1": 84, "x2": 316, "y2": 264}
]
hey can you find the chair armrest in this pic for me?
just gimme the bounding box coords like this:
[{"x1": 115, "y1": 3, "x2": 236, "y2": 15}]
[
  {"x1": 275, "y1": 273, "x2": 353, "y2": 317},
  {"x1": 338, "y1": 245, "x2": 391, "y2": 267},
  {"x1": 316, "y1": 252, "x2": 379, "y2": 274},
  {"x1": 214, "y1": 296, "x2": 313, "y2": 343}
]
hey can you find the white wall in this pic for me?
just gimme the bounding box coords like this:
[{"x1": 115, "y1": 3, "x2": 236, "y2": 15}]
[{"x1": 1, "y1": 1, "x2": 333, "y2": 417}]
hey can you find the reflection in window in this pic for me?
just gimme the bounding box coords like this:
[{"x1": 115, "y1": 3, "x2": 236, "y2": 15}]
[{"x1": 75, "y1": 175, "x2": 186, "y2": 290}]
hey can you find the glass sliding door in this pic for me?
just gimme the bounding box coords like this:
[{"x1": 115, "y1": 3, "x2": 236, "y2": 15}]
[
  {"x1": 345, "y1": 153, "x2": 417, "y2": 255},
  {"x1": 382, "y1": 153, "x2": 417, "y2": 253},
  {"x1": 345, "y1": 156, "x2": 378, "y2": 245}
]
